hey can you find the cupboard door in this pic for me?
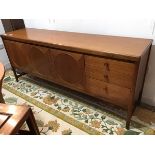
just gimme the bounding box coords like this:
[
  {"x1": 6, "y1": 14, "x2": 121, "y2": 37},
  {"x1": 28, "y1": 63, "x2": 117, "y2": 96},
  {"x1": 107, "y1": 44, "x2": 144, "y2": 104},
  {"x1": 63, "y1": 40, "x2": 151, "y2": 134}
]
[
  {"x1": 51, "y1": 49, "x2": 85, "y2": 90},
  {"x1": 3, "y1": 40, "x2": 31, "y2": 71},
  {"x1": 28, "y1": 45, "x2": 54, "y2": 78},
  {"x1": 4, "y1": 40, "x2": 54, "y2": 79}
]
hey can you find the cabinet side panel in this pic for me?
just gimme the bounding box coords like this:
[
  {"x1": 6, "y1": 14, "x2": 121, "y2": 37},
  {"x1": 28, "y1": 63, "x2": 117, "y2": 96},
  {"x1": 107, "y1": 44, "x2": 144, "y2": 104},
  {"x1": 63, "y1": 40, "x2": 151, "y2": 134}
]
[{"x1": 134, "y1": 46, "x2": 151, "y2": 103}]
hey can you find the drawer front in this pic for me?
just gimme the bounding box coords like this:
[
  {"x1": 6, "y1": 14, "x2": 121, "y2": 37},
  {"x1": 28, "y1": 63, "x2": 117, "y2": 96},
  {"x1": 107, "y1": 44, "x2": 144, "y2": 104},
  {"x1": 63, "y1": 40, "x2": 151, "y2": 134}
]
[
  {"x1": 85, "y1": 55, "x2": 136, "y2": 88},
  {"x1": 86, "y1": 77, "x2": 133, "y2": 108}
]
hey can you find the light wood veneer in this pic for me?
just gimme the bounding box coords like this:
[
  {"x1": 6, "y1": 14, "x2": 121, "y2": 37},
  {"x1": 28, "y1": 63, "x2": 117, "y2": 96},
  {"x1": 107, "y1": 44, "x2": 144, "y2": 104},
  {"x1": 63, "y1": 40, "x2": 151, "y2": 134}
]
[{"x1": 1, "y1": 28, "x2": 152, "y2": 129}]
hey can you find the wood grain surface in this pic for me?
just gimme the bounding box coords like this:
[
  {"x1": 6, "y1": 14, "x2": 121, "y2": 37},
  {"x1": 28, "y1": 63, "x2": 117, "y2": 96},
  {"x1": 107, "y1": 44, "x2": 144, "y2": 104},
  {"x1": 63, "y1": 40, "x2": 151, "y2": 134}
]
[
  {"x1": 1, "y1": 28, "x2": 152, "y2": 129},
  {"x1": 1, "y1": 28, "x2": 152, "y2": 61}
]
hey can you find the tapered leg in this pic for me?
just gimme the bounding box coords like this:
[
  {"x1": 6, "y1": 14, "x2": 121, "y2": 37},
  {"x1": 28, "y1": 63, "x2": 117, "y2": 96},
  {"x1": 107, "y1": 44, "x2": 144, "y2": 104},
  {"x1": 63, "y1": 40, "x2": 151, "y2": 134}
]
[
  {"x1": 126, "y1": 104, "x2": 135, "y2": 130},
  {"x1": 0, "y1": 80, "x2": 5, "y2": 103},
  {"x1": 0, "y1": 92, "x2": 5, "y2": 103},
  {"x1": 12, "y1": 67, "x2": 19, "y2": 82},
  {"x1": 26, "y1": 109, "x2": 40, "y2": 135},
  {"x1": 126, "y1": 111, "x2": 132, "y2": 130}
]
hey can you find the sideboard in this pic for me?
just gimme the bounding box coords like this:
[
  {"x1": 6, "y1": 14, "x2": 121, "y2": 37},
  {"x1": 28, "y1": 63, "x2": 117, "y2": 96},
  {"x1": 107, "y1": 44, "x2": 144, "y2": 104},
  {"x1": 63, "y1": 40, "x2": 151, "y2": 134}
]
[{"x1": 1, "y1": 28, "x2": 152, "y2": 129}]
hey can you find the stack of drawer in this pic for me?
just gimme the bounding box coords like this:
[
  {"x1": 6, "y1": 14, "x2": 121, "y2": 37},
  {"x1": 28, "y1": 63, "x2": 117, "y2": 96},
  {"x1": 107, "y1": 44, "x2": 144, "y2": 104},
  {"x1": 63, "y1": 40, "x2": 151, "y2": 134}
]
[{"x1": 85, "y1": 55, "x2": 136, "y2": 108}]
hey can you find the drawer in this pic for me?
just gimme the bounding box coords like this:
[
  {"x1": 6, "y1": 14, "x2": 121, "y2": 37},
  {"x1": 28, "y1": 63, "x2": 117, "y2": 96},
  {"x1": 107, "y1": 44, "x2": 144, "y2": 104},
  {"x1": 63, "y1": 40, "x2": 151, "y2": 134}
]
[
  {"x1": 85, "y1": 55, "x2": 136, "y2": 88},
  {"x1": 86, "y1": 77, "x2": 133, "y2": 108}
]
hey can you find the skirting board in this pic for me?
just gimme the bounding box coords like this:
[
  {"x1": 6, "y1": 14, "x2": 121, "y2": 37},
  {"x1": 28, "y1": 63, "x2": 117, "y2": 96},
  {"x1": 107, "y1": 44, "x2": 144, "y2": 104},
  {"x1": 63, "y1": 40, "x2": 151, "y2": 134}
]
[
  {"x1": 0, "y1": 44, "x2": 4, "y2": 50},
  {"x1": 4, "y1": 62, "x2": 11, "y2": 70},
  {"x1": 142, "y1": 96, "x2": 155, "y2": 107}
]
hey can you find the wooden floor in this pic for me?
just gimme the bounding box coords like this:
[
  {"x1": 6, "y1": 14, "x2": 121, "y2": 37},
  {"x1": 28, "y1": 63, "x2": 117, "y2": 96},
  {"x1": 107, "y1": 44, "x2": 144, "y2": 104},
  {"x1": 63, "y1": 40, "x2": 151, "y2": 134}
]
[{"x1": 134, "y1": 106, "x2": 155, "y2": 124}]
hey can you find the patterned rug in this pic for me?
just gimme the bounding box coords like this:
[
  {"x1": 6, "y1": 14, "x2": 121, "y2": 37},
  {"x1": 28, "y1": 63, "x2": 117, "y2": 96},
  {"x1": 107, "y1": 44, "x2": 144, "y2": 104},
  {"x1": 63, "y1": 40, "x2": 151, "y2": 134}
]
[{"x1": 2, "y1": 70, "x2": 155, "y2": 135}]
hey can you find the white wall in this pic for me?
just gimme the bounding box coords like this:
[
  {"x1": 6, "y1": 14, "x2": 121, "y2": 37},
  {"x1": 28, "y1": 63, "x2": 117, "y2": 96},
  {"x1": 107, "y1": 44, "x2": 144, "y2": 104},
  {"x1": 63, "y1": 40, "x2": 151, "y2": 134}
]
[
  {"x1": 24, "y1": 19, "x2": 155, "y2": 41},
  {"x1": 0, "y1": 20, "x2": 10, "y2": 69},
  {"x1": 24, "y1": 19, "x2": 155, "y2": 107}
]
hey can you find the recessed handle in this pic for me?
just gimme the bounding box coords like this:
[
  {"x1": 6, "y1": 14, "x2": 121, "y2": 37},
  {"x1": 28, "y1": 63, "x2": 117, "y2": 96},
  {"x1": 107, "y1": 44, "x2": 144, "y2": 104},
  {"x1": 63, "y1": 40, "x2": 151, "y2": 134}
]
[
  {"x1": 104, "y1": 86, "x2": 108, "y2": 94},
  {"x1": 104, "y1": 62, "x2": 110, "y2": 71},
  {"x1": 104, "y1": 74, "x2": 109, "y2": 82}
]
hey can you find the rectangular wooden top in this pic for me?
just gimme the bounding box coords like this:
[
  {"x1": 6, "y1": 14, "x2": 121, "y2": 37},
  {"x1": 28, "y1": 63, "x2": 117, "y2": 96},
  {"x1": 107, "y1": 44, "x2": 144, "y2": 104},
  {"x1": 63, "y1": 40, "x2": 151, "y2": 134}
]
[
  {"x1": 0, "y1": 113, "x2": 11, "y2": 128},
  {"x1": 0, "y1": 103, "x2": 29, "y2": 135},
  {"x1": 1, "y1": 28, "x2": 153, "y2": 61}
]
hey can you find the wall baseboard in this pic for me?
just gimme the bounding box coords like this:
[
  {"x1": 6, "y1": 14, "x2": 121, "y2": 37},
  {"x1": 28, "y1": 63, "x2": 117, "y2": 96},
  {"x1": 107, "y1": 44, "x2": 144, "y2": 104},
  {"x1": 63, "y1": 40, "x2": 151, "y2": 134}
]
[
  {"x1": 0, "y1": 44, "x2": 4, "y2": 50},
  {"x1": 4, "y1": 62, "x2": 11, "y2": 70},
  {"x1": 140, "y1": 102, "x2": 155, "y2": 112},
  {"x1": 142, "y1": 96, "x2": 155, "y2": 107}
]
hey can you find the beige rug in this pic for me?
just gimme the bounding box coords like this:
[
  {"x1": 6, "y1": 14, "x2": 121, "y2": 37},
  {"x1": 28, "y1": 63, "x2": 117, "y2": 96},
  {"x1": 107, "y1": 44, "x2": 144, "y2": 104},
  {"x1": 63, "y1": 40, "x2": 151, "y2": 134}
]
[{"x1": 2, "y1": 70, "x2": 155, "y2": 135}]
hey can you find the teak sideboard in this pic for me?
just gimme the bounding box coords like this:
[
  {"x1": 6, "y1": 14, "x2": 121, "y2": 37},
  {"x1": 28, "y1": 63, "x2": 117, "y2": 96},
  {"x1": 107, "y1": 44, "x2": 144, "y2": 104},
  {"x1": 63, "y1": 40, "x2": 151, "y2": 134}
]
[{"x1": 1, "y1": 28, "x2": 152, "y2": 129}]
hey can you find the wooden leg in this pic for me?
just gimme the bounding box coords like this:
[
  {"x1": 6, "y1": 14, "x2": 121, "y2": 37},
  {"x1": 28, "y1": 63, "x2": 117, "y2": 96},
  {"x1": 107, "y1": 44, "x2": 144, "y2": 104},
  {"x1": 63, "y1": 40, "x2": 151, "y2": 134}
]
[
  {"x1": 12, "y1": 67, "x2": 27, "y2": 82},
  {"x1": 126, "y1": 111, "x2": 132, "y2": 130},
  {"x1": 0, "y1": 81, "x2": 5, "y2": 103},
  {"x1": 26, "y1": 109, "x2": 40, "y2": 135},
  {"x1": 12, "y1": 67, "x2": 19, "y2": 82},
  {"x1": 0, "y1": 92, "x2": 5, "y2": 103},
  {"x1": 126, "y1": 104, "x2": 135, "y2": 130}
]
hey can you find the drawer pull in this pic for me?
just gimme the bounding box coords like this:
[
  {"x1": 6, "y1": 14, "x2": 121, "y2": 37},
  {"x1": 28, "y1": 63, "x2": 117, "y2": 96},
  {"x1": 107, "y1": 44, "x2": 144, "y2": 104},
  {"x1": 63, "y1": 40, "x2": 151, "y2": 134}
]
[
  {"x1": 104, "y1": 86, "x2": 108, "y2": 94},
  {"x1": 104, "y1": 63, "x2": 110, "y2": 71},
  {"x1": 104, "y1": 74, "x2": 109, "y2": 82}
]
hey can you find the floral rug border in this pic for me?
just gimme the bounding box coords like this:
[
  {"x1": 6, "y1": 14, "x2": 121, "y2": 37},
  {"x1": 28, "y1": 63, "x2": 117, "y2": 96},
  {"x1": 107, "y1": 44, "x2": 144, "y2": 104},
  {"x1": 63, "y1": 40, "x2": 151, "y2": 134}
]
[
  {"x1": 22, "y1": 75, "x2": 146, "y2": 129},
  {"x1": 3, "y1": 72, "x2": 147, "y2": 135},
  {"x1": 3, "y1": 83, "x2": 102, "y2": 135}
]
